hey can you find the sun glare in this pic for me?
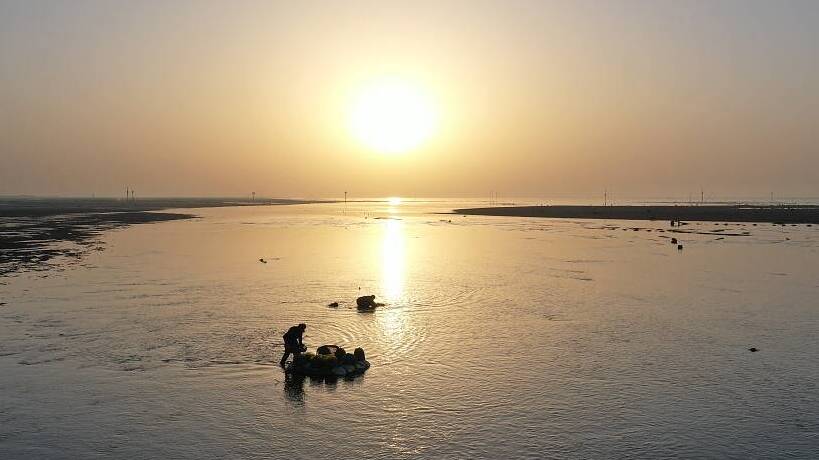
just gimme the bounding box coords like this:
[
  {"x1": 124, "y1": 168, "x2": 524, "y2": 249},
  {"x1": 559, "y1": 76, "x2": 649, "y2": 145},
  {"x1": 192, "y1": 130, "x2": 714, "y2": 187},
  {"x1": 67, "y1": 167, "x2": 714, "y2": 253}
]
[{"x1": 348, "y1": 78, "x2": 438, "y2": 154}]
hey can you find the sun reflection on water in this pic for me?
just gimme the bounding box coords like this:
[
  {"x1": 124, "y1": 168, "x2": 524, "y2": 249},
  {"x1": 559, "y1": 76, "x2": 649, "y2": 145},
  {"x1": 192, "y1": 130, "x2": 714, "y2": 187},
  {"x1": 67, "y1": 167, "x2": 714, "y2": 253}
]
[{"x1": 381, "y1": 219, "x2": 405, "y2": 303}]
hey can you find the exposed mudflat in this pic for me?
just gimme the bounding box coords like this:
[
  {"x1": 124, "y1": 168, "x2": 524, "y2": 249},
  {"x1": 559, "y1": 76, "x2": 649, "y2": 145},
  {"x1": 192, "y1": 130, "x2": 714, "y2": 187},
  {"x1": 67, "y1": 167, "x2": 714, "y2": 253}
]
[
  {"x1": 0, "y1": 197, "x2": 322, "y2": 277},
  {"x1": 454, "y1": 204, "x2": 819, "y2": 224},
  {"x1": 0, "y1": 211, "x2": 193, "y2": 277}
]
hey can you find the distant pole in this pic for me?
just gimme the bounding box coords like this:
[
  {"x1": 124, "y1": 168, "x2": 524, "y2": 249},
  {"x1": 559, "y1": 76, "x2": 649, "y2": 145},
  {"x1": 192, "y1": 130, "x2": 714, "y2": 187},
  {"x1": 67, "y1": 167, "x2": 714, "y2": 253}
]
[
  {"x1": 344, "y1": 191, "x2": 347, "y2": 204},
  {"x1": 701, "y1": 187, "x2": 704, "y2": 205},
  {"x1": 604, "y1": 189, "x2": 607, "y2": 206},
  {"x1": 252, "y1": 191, "x2": 255, "y2": 202}
]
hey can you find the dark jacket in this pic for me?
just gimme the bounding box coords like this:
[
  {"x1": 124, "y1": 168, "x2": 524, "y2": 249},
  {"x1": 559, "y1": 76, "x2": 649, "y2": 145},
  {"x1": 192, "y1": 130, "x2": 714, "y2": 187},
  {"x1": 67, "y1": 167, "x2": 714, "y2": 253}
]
[{"x1": 283, "y1": 326, "x2": 304, "y2": 346}]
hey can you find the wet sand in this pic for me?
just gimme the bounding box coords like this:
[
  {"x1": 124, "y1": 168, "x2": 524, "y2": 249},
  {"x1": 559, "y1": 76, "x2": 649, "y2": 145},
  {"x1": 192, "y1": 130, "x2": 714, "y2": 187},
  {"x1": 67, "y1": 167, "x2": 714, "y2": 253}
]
[
  {"x1": 0, "y1": 197, "x2": 321, "y2": 277},
  {"x1": 453, "y1": 205, "x2": 819, "y2": 224}
]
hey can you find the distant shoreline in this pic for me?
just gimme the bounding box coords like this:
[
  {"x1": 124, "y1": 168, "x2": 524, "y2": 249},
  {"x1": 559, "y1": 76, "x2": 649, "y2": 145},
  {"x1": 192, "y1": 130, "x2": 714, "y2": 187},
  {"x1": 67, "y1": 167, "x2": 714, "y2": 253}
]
[
  {"x1": 0, "y1": 197, "x2": 324, "y2": 218},
  {"x1": 452, "y1": 205, "x2": 819, "y2": 224}
]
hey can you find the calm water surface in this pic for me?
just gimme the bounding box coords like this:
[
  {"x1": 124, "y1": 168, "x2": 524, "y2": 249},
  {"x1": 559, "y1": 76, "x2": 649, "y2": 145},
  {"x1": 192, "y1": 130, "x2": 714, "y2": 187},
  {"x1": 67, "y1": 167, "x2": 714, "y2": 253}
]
[{"x1": 1, "y1": 201, "x2": 818, "y2": 459}]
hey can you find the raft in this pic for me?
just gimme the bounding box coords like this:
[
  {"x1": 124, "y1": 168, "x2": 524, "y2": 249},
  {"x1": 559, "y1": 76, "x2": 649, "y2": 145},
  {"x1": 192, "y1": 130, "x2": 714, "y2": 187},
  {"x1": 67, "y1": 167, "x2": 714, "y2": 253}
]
[{"x1": 286, "y1": 345, "x2": 370, "y2": 378}]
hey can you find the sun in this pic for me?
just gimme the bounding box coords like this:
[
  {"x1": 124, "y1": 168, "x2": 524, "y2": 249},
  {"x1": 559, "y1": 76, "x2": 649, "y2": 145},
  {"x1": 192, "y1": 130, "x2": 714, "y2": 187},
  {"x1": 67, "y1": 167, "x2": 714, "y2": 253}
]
[{"x1": 348, "y1": 78, "x2": 438, "y2": 154}]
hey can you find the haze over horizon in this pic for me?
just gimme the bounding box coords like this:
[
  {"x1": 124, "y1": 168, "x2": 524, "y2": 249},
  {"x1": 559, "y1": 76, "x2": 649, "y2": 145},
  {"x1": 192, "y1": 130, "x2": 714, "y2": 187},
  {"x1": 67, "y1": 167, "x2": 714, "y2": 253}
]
[{"x1": 2, "y1": 1, "x2": 818, "y2": 198}]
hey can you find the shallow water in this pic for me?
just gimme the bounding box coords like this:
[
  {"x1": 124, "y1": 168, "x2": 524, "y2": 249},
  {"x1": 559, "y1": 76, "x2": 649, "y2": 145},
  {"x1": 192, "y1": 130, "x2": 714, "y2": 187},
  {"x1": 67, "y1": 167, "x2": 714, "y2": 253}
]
[{"x1": 1, "y1": 201, "x2": 818, "y2": 459}]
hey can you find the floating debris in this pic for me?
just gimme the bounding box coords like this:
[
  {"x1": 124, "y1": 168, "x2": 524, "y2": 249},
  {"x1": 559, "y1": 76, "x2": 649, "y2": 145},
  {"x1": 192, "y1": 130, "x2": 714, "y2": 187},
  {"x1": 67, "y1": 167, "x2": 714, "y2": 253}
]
[
  {"x1": 748, "y1": 347, "x2": 759, "y2": 352},
  {"x1": 328, "y1": 301, "x2": 339, "y2": 308}
]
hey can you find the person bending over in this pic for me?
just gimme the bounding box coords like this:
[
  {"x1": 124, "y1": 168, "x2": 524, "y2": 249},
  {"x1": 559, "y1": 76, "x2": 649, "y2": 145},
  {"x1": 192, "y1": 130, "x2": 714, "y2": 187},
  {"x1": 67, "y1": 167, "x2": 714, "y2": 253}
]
[{"x1": 279, "y1": 323, "x2": 307, "y2": 367}]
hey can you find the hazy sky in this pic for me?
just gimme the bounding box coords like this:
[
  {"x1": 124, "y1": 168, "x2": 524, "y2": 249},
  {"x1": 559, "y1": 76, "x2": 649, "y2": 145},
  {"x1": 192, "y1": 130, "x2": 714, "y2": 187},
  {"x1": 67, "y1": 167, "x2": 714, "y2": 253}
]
[{"x1": 2, "y1": 0, "x2": 818, "y2": 198}]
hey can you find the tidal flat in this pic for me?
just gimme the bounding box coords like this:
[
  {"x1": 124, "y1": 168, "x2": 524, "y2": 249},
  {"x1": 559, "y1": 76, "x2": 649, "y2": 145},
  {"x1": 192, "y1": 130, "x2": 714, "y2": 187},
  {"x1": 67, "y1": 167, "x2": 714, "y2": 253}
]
[
  {"x1": 454, "y1": 204, "x2": 819, "y2": 224},
  {"x1": 0, "y1": 198, "x2": 317, "y2": 277}
]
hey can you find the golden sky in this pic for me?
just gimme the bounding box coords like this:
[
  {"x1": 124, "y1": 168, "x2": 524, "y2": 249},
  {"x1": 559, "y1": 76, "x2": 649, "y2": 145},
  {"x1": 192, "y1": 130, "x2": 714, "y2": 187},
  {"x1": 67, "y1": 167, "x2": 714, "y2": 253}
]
[{"x1": 1, "y1": 1, "x2": 818, "y2": 198}]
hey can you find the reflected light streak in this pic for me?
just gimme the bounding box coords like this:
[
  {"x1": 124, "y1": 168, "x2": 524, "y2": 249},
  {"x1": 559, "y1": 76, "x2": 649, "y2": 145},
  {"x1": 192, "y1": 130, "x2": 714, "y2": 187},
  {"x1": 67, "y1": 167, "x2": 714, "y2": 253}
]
[
  {"x1": 381, "y1": 219, "x2": 405, "y2": 302},
  {"x1": 387, "y1": 197, "x2": 402, "y2": 214}
]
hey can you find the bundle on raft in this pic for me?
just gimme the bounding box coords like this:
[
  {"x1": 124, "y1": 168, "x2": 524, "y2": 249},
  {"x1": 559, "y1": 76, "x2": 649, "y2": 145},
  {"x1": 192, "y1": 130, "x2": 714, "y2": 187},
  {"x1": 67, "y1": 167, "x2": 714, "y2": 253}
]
[{"x1": 286, "y1": 345, "x2": 370, "y2": 378}]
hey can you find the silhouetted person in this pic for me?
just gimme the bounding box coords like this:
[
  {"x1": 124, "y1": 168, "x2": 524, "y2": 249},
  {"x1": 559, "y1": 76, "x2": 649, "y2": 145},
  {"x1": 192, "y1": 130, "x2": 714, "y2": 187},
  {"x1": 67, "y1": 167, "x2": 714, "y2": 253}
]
[{"x1": 279, "y1": 323, "x2": 307, "y2": 367}]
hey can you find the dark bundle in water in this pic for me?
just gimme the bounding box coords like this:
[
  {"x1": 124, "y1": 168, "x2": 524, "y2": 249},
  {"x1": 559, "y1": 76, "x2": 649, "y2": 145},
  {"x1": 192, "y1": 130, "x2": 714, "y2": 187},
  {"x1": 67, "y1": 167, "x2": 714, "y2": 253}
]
[
  {"x1": 287, "y1": 345, "x2": 370, "y2": 378},
  {"x1": 356, "y1": 295, "x2": 384, "y2": 310}
]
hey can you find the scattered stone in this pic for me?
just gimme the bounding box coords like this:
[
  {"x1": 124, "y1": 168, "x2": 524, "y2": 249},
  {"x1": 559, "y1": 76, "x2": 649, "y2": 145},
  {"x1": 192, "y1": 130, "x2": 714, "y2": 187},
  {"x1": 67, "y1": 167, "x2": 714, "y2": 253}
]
[
  {"x1": 259, "y1": 258, "x2": 267, "y2": 264},
  {"x1": 677, "y1": 244, "x2": 683, "y2": 250},
  {"x1": 748, "y1": 347, "x2": 759, "y2": 352},
  {"x1": 328, "y1": 301, "x2": 339, "y2": 308},
  {"x1": 670, "y1": 238, "x2": 677, "y2": 244}
]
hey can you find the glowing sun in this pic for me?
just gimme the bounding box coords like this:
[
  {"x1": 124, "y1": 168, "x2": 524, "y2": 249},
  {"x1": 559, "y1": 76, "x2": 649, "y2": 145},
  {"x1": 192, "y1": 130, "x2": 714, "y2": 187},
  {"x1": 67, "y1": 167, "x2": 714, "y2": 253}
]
[{"x1": 348, "y1": 78, "x2": 438, "y2": 154}]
